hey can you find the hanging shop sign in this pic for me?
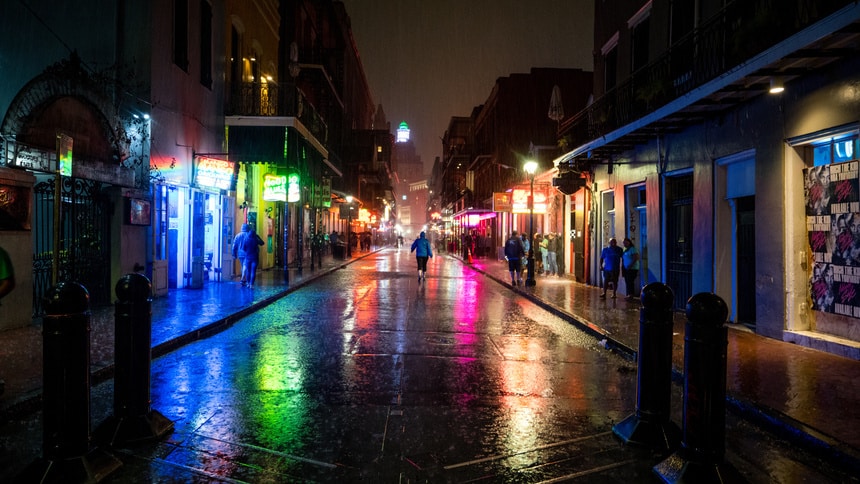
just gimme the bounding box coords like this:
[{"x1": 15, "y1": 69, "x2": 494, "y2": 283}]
[
  {"x1": 263, "y1": 174, "x2": 287, "y2": 201},
  {"x1": 805, "y1": 161, "x2": 860, "y2": 319},
  {"x1": 57, "y1": 133, "x2": 73, "y2": 177},
  {"x1": 194, "y1": 156, "x2": 235, "y2": 190},
  {"x1": 287, "y1": 172, "x2": 301, "y2": 203},
  {"x1": 493, "y1": 192, "x2": 513, "y2": 212},
  {"x1": 320, "y1": 177, "x2": 332, "y2": 208}
]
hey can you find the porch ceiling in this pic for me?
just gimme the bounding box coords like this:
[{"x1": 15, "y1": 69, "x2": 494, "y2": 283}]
[{"x1": 586, "y1": 19, "x2": 860, "y2": 162}]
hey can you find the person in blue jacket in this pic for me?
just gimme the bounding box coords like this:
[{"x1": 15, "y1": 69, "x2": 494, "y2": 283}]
[{"x1": 410, "y1": 231, "x2": 433, "y2": 281}]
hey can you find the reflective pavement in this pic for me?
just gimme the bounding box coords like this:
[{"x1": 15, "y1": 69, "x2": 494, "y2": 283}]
[{"x1": 0, "y1": 247, "x2": 858, "y2": 481}]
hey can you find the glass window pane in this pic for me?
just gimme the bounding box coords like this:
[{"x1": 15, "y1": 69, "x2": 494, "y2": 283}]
[{"x1": 813, "y1": 144, "x2": 831, "y2": 166}]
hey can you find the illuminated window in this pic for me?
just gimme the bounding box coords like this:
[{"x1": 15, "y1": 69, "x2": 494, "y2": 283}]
[{"x1": 812, "y1": 134, "x2": 859, "y2": 166}]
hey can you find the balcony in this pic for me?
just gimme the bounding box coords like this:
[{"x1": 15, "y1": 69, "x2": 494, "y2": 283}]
[
  {"x1": 226, "y1": 81, "x2": 328, "y2": 147},
  {"x1": 560, "y1": 0, "x2": 859, "y2": 160}
]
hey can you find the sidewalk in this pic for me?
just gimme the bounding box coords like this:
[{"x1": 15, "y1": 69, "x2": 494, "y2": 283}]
[
  {"x1": 1, "y1": 248, "x2": 858, "y2": 475},
  {"x1": 0, "y1": 249, "x2": 362, "y2": 419},
  {"x1": 466, "y1": 255, "x2": 860, "y2": 473}
]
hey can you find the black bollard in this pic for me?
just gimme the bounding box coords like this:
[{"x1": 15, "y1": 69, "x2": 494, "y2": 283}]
[
  {"x1": 613, "y1": 282, "x2": 681, "y2": 452},
  {"x1": 654, "y1": 292, "x2": 742, "y2": 483},
  {"x1": 96, "y1": 273, "x2": 173, "y2": 446},
  {"x1": 19, "y1": 282, "x2": 121, "y2": 482}
]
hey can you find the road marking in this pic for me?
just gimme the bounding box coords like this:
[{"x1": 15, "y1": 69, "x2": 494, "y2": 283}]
[
  {"x1": 536, "y1": 460, "x2": 638, "y2": 483},
  {"x1": 194, "y1": 432, "x2": 338, "y2": 469},
  {"x1": 443, "y1": 431, "x2": 614, "y2": 469}
]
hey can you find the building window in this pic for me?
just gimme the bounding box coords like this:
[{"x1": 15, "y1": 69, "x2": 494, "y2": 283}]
[
  {"x1": 199, "y1": 1, "x2": 213, "y2": 88},
  {"x1": 812, "y1": 134, "x2": 859, "y2": 166},
  {"x1": 629, "y1": 2, "x2": 652, "y2": 73},
  {"x1": 174, "y1": 0, "x2": 189, "y2": 71},
  {"x1": 601, "y1": 32, "x2": 619, "y2": 92}
]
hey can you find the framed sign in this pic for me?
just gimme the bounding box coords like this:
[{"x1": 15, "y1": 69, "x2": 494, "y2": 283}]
[{"x1": 126, "y1": 198, "x2": 151, "y2": 226}]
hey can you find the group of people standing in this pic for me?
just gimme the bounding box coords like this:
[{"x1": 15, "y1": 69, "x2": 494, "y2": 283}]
[
  {"x1": 599, "y1": 237, "x2": 640, "y2": 299},
  {"x1": 533, "y1": 233, "x2": 562, "y2": 277},
  {"x1": 502, "y1": 231, "x2": 566, "y2": 286}
]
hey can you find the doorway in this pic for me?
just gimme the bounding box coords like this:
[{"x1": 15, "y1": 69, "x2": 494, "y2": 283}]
[
  {"x1": 666, "y1": 174, "x2": 693, "y2": 309},
  {"x1": 736, "y1": 196, "x2": 756, "y2": 327}
]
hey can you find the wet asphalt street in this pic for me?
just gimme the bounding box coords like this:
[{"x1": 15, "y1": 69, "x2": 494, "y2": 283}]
[
  {"x1": 3, "y1": 248, "x2": 857, "y2": 482},
  {"x1": 109, "y1": 250, "x2": 648, "y2": 482}
]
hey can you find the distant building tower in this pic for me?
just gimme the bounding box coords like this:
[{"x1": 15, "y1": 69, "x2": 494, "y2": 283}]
[{"x1": 396, "y1": 121, "x2": 410, "y2": 143}]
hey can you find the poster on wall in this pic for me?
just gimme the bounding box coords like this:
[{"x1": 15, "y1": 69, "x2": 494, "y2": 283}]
[{"x1": 805, "y1": 161, "x2": 860, "y2": 317}]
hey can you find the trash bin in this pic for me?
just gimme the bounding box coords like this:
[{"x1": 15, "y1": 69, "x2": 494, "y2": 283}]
[
  {"x1": 190, "y1": 256, "x2": 204, "y2": 288},
  {"x1": 333, "y1": 243, "x2": 345, "y2": 260}
]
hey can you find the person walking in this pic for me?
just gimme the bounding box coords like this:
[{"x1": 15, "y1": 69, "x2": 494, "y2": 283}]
[
  {"x1": 232, "y1": 224, "x2": 250, "y2": 285},
  {"x1": 504, "y1": 231, "x2": 526, "y2": 286},
  {"x1": 600, "y1": 237, "x2": 623, "y2": 298},
  {"x1": 521, "y1": 233, "x2": 531, "y2": 279},
  {"x1": 410, "y1": 231, "x2": 433, "y2": 281},
  {"x1": 241, "y1": 224, "x2": 265, "y2": 287},
  {"x1": 546, "y1": 233, "x2": 559, "y2": 276},
  {"x1": 535, "y1": 233, "x2": 545, "y2": 275},
  {"x1": 622, "y1": 237, "x2": 640, "y2": 300}
]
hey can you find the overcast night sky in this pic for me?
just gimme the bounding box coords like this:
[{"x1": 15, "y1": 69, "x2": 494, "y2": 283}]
[{"x1": 341, "y1": 0, "x2": 595, "y2": 174}]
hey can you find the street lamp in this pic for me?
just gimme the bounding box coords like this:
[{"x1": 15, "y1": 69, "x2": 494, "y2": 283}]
[
  {"x1": 346, "y1": 195, "x2": 353, "y2": 258},
  {"x1": 524, "y1": 160, "x2": 538, "y2": 287}
]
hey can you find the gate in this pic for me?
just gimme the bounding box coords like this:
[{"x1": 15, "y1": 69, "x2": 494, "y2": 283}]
[
  {"x1": 666, "y1": 175, "x2": 693, "y2": 310},
  {"x1": 33, "y1": 176, "x2": 112, "y2": 316}
]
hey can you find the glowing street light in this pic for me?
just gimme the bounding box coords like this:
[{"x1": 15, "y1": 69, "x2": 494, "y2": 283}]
[{"x1": 524, "y1": 160, "x2": 538, "y2": 287}]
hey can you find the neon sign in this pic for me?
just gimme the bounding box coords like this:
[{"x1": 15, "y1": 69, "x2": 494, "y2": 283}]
[
  {"x1": 287, "y1": 172, "x2": 301, "y2": 202},
  {"x1": 195, "y1": 157, "x2": 235, "y2": 190},
  {"x1": 263, "y1": 174, "x2": 287, "y2": 201}
]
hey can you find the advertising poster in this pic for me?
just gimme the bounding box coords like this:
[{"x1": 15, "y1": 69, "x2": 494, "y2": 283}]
[{"x1": 805, "y1": 161, "x2": 860, "y2": 317}]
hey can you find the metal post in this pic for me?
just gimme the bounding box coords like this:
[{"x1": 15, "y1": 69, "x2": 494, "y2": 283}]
[
  {"x1": 297, "y1": 202, "x2": 303, "y2": 274},
  {"x1": 282, "y1": 202, "x2": 290, "y2": 284},
  {"x1": 96, "y1": 273, "x2": 173, "y2": 446},
  {"x1": 525, "y1": 172, "x2": 536, "y2": 286},
  {"x1": 654, "y1": 292, "x2": 741, "y2": 482},
  {"x1": 20, "y1": 282, "x2": 121, "y2": 482},
  {"x1": 347, "y1": 208, "x2": 352, "y2": 258},
  {"x1": 613, "y1": 282, "x2": 681, "y2": 452}
]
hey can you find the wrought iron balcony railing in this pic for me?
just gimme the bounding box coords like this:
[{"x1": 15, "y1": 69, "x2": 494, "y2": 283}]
[
  {"x1": 226, "y1": 82, "x2": 328, "y2": 146},
  {"x1": 561, "y1": 0, "x2": 854, "y2": 153}
]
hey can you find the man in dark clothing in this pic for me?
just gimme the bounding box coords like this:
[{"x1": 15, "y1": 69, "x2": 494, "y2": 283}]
[
  {"x1": 600, "y1": 237, "x2": 623, "y2": 298},
  {"x1": 241, "y1": 224, "x2": 265, "y2": 287},
  {"x1": 504, "y1": 231, "x2": 526, "y2": 286},
  {"x1": 232, "y1": 224, "x2": 250, "y2": 284}
]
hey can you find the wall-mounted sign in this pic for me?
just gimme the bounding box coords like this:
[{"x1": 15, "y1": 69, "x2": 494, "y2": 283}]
[
  {"x1": 263, "y1": 174, "x2": 287, "y2": 201},
  {"x1": 126, "y1": 198, "x2": 151, "y2": 226},
  {"x1": 0, "y1": 184, "x2": 32, "y2": 230},
  {"x1": 512, "y1": 188, "x2": 547, "y2": 214},
  {"x1": 287, "y1": 172, "x2": 301, "y2": 203},
  {"x1": 805, "y1": 161, "x2": 860, "y2": 320},
  {"x1": 10, "y1": 145, "x2": 53, "y2": 172},
  {"x1": 195, "y1": 156, "x2": 235, "y2": 190}
]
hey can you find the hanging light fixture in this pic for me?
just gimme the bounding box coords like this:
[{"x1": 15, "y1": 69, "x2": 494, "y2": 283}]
[{"x1": 769, "y1": 77, "x2": 785, "y2": 94}]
